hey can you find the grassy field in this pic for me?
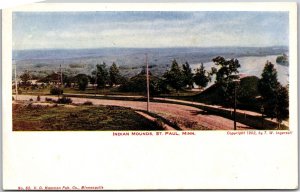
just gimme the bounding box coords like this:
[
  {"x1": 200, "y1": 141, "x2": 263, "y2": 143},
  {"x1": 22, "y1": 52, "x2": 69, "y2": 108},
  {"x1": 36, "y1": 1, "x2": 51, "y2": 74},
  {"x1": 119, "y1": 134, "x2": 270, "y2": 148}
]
[
  {"x1": 13, "y1": 103, "x2": 164, "y2": 131},
  {"x1": 17, "y1": 86, "x2": 200, "y2": 97}
]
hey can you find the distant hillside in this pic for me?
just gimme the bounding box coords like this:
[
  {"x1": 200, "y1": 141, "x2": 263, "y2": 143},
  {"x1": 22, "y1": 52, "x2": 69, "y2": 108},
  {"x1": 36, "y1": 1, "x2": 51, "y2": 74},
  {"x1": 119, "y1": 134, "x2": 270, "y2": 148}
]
[
  {"x1": 13, "y1": 46, "x2": 288, "y2": 63},
  {"x1": 13, "y1": 46, "x2": 288, "y2": 79}
]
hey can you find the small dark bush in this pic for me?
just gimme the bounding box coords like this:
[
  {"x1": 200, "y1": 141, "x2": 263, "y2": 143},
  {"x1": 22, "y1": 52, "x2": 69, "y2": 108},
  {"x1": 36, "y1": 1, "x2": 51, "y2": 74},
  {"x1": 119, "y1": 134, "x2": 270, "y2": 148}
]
[
  {"x1": 37, "y1": 95, "x2": 41, "y2": 101},
  {"x1": 154, "y1": 119, "x2": 164, "y2": 129},
  {"x1": 83, "y1": 101, "x2": 93, "y2": 105},
  {"x1": 50, "y1": 87, "x2": 63, "y2": 95},
  {"x1": 57, "y1": 96, "x2": 72, "y2": 104},
  {"x1": 69, "y1": 113, "x2": 78, "y2": 118},
  {"x1": 12, "y1": 96, "x2": 15, "y2": 101},
  {"x1": 45, "y1": 97, "x2": 53, "y2": 102},
  {"x1": 29, "y1": 98, "x2": 33, "y2": 102}
]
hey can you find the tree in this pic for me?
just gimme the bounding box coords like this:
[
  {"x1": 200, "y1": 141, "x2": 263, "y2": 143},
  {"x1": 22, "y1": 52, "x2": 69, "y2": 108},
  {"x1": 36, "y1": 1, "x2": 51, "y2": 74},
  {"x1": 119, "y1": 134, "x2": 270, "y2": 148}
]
[
  {"x1": 88, "y1": 76, "x2": 96, "y2": 85},
  {"x1": 275, "y1": 85, "x2": 289, "y2": 126},
  {"x1": 258, "y1": 61, "x2": 280, "y2": 118},
  {"x1": 139, "y1": 66, "x2": 152, "y2": 76},
  {"x1": 93, "y1": 62, "x2": 109, "y2": 88},
  {"x1": 118, "y1": 73, "x2": 168, "y2": 96},
  {"x1": 258, "y1": 61, "x2": 289, "y2": 126},
  {"x1": 212, "y1": 56, "x2": 240, "y2": 84},
  {"x1": 38, "y1": 72, "x2": 69, "y2": 86},
  {"x1": 194, "y1": 63, "x2": 210, "y2": 89},
  {"x1": 109, "y1": 62, "x2": 121, "y2": 87},
  {"x1": 20, "y1": 71, "x2": 31, "y2": 86},
  {"x1": 163, "y1": 59, "x2": 184, "y2": 91},
  {"x1": 211, "y1": 56, "x2": 241, "y2": 105},
  {"x1": 62, "y1": 73, "x2": 72, "y2": 88},
  {"x1": 237, "y1": 76, "x2": 260, "y2": 103},
  {"x1": 73, "y1": 74, "x2": 89, "y2": 91},
  {"x1": 182, "y1": 62, "x2": 194, "y2": 89}
]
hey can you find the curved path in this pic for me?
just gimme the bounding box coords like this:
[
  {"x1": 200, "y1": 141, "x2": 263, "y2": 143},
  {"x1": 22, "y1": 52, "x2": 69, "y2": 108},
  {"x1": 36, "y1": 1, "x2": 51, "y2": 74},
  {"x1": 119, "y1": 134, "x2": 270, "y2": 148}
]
[
  {"x1": 63, "y1": 93, "x2": 287, "y2": 126},
  {"x1": 16, "y1": 95, "x2": 253, "y2": 130}
]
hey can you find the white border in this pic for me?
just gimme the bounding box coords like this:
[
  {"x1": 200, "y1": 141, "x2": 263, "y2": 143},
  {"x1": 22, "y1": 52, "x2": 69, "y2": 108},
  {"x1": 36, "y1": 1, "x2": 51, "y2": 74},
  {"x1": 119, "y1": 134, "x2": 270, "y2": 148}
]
[
  {"x1": 2, "y1": 3, "x2": 298, "y2": 190},
  {"x1": 5, "y1": 2, "x2": 297, "y2": 11}
]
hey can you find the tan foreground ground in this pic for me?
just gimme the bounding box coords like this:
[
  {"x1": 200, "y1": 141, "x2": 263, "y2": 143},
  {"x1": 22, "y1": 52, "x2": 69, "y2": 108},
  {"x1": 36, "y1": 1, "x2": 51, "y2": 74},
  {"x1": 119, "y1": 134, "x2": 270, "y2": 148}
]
[{"x1": 14, "y1": 95, "x2": 253, "y2": 130}]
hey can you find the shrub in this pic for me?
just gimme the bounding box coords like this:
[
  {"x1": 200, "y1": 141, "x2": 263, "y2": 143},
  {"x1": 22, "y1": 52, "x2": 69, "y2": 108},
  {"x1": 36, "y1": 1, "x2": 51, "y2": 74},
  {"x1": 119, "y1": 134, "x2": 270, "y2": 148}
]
[
  {"x1": 83, "y1": 101, "x2": 93, "y2": 105},
  {"x1": 37, "y1": 95, "x2": 41, "y2": 101},
  {"x1": 69, "y1": 113, "x2": 78, "y2": 118},
  {"x1": 74, "y1": 74, "x2": 89, "y2": 91},
  {"x1": 45, "y1": 97, "x2": 53, "y2": 102},
  {"x1": 50, "y1": 87, "x2": 63, "y2": 95},
  {"x1": 56, "y1": 96, "x2": 72, "y2": 104},
  {"x1": 29, "y1": 98, "x2": 33, "y2": 102},
  {"x1": 154, "y1": 119, "x2": 164, "y2": 129},
  {"x1": 12, "y1": 96, "x2": 15, "y2": 101}
]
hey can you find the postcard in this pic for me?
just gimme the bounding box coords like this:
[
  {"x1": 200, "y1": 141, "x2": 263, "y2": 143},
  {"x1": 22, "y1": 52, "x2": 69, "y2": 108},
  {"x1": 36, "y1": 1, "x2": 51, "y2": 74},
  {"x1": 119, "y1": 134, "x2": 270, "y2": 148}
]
[{"x1": 2, "y1": 2, "x2": 298, "y2": 190}]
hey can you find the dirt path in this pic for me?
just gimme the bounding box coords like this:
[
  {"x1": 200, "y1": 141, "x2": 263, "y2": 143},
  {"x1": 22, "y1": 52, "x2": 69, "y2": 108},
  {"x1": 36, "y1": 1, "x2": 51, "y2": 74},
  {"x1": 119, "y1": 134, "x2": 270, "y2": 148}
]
[
  {"x1": 154, "y1": 97, "x2": 289, "y2": 128},
  {"x1": 62, "y1": 92, "x2": 287, "y2": 126},
  {"x1": 16, "y1": 95, "x2": 253, "y2": 130}
]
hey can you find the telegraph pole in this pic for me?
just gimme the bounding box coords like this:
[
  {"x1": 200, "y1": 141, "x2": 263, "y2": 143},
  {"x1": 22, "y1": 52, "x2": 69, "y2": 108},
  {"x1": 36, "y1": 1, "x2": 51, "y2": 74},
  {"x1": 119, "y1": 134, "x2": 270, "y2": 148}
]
[
  {"x1": 234, "y1": 83, "x2": 237, "y2": 130},
  {"x1": 233, "y1": 78, "x2": 240, "y2": 130},
  {"x1": 146, "y1": 53, "x2": 150, "y2": 112},
  {"x1": 14, "y1": 62, "x2": 18, "y2": 101},
  {"x1": 60, "y1": 60, "x2": 64, "y2": 86},
  {"x1": 261, "y1": 105, "x2": 264, "y2": 129},
  {"x1": 95, "y1": 63, "x2": 98, "y2": 96}
]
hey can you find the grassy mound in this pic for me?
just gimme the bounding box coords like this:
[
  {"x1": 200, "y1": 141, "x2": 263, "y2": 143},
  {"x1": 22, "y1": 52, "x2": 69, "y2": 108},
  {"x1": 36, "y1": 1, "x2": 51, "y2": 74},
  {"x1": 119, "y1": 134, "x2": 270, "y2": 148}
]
[
  {"x1": 13, "y1": 103, "x2": 164, "y2": 131},
  {"x1": 193, "y1": 76, "x2": 261, "y2": 112}
]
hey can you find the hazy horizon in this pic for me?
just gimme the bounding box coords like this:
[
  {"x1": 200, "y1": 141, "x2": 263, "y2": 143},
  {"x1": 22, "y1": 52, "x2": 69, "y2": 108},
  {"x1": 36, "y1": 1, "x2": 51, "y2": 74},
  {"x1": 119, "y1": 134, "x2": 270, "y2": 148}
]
[
  {"x1": 13, "y1": 45, "x2": 289, "y2": 52},
  {"x1": 12, "y1": 46, "x2": 288, "y2": 61}
]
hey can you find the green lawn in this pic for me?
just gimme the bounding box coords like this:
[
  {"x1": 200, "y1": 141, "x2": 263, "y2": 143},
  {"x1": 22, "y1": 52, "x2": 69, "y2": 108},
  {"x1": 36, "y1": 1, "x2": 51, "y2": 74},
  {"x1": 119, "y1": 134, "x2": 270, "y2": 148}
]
[
  {"x1": 13, "y1": 103, "x2": 164, "y2": 131},
  {"x1": 17, "y1": 86, "x2": 200, "y2": 97}
]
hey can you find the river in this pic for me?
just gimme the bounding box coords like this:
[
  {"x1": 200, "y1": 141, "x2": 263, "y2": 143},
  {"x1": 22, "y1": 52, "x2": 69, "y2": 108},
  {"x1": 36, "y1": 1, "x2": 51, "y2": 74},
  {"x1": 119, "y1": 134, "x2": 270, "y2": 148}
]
[{"x1": 191, "y1": 55, "x2": 289, "y2": 86}]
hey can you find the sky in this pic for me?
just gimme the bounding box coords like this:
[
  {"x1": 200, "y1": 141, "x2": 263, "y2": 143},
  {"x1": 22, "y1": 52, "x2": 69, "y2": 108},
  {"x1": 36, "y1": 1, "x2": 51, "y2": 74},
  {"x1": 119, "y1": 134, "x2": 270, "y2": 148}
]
[{"x1": 12, "y1": 11, "x2": 289, "y2": 50}]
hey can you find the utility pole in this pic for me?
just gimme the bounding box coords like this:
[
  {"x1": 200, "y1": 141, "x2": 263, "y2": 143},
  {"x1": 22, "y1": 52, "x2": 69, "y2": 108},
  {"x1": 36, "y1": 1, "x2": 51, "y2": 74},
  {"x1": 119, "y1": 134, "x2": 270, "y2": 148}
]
[
  {"x1": 57, "y1": 61, "x2": 63, "y2": 98},
  {"x1": 14, "y1": 62, "x2": 18, "y2": 101},
  {"x1": 57, "y1": 61, "x2": 60, "y2": 86},
  {"x1": 60, "y1": 64, "x2": 62, "y2": 86},
  {"x1": 261, "y1": 105, "x2": 264, "y2": 129},
  {"x1": 95, "y1": 63, "x2": 98, "y2": 96},
  {"x1": 234, "y1": 83, "x2": 237, "y2": 130},
  {"x1": 233, "y1": 78, "x2": 240, "y2": 130},
  {"x1": 146, "y1": 53, "x2": 150, "y2": 112},
  {"x1": 60, "y1": 60, "x2": 64, "y2": 86}
]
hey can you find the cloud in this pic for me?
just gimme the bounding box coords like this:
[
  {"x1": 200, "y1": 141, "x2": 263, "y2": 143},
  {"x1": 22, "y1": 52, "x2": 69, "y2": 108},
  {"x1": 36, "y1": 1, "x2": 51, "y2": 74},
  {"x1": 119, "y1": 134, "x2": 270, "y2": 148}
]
[{"x1": 12, "y1": 11, "x2": 289, "y2": 50}]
